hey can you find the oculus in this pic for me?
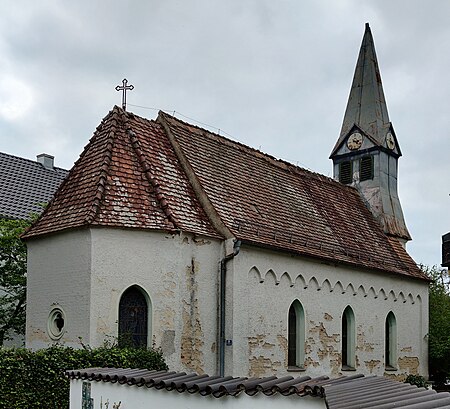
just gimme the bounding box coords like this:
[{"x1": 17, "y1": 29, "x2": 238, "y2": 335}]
[{"x1": 47, "y1": 307, "x2": 65, "y2": 340}]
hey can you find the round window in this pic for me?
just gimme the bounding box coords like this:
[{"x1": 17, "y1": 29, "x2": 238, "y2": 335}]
[{"x1": 47, "y1": 307, "x2": 65, "y2": 340}]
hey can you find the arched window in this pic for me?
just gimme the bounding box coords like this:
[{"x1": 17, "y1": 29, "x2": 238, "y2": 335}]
[
  {"x1": 288, "y1": 300, "x2": 305, "y2": 368},
  {"x1": 118, "y1": 286, "x2": 150, "y2": 348},
  {"x1": 385, "y1": 312, "x2": 397, "y2": 369},
  {"x1": 342, "y1": 306, "x2": 355, "y2": 369}
]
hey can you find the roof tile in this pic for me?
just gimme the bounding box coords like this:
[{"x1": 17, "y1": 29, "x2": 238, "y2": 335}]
[
  {"x1": 66, "y1": 368, "x2": 450, "y2": 407},
  {"x1": 159, "y1": 111, "x2": 426, "y2": 280},
  {"x1": 0, "y1": 152, "x2": 68, "y2": 220},
  {"x1": 23, "y1": 107, "x2": 426, "y2": 280}
]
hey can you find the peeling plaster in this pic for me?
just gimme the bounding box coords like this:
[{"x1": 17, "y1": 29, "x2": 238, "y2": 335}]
[
  {"x1": 180, "y1": 259, "x2": 204, "y2": 374},
  {"x1": 364, "y1": 359, "x2": 381, "y2": 373},
  {"x1": 157, "y1": 271, "x2": 177, "y2": 341},
  {"x1": 192, "y1": 237, "x2": 211, "y2": 246},
  {"x1": 384, "y1": 372, "x2": 407, "y2": 382},
  {"x1": 161, "y1": 330, "x2": 175, "y2": 356},
  {"x1": 357, "y1": 325, "x2": 375, "y2": 353},
  {"x1": 277, "y1": 335, "x2": 288, "y2": 367},
  {"x1": 248, "y1": 334, "x2": 267, "y2": 353},
  {"x1": 304, "y1": 357, "x2": 320, "y2": 368},
  {"x1": 156, "y1": 271, "x2": 177, "y2": 299},
  {"x1": 248, "y1": 333, "x2": 282, "y2": 376},
  {"x1": 308, "y1": 321, "x2": 341, "y2": 375},
  {"x1": 398, "y1": 356, "x2": 420, "y2": 375},
  {"x1": 249, "y1": 356, "x2": 282, "y2": 377}
]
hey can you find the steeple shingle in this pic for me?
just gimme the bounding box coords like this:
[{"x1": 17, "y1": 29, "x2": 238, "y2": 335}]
[{"x1": 331, "y1": 23, "x2": 397, "y2": 157}]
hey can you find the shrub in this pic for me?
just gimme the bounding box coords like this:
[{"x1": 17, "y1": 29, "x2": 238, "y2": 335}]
[
  {"x1": 405, "y1": 374, "x2": 429, "y2": 389},
  {"x1": 0, "y1": 344, "x2": 167, "y2": 409}
]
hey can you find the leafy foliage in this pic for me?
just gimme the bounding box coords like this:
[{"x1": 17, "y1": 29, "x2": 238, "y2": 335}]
[
  {"x1": 0, "y1": 218, "x2": 31, "y2": 346},
  {"x1": 422, "y1": 264, "x2": 450, "y2": 386},
  {"x1": 0, "y1": 344, "x2": 167, "y2": 409},
  {"x1": 405, "y1": 374, "x2": 429, "y2": 388}
]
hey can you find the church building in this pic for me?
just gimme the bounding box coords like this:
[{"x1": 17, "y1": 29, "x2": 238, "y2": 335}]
[{"x1": 24, "y1": 24, "x2": 429, "y2": 380}]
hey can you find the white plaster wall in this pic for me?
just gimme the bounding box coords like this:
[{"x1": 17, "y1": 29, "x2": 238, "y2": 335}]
[
  {"x1": 229, "y1": 245, "x2": 429, "y2": 379},
  {"x1": 26, "y1": 229, "x2": 92, "y2": 350},
  {"x1": 69, "y1": 379, "x2": 325, "y2": 409},
  {"x1": 25, "y1": 225, "x2": 428, "y2": 381},
  {"x1": 89, "y1": 228, "x2": 223, "y2": 374}
]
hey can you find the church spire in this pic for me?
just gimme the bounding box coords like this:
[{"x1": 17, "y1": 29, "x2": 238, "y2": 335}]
[
  {"x1": 331, "y1": 23, "x2": 396, "y2": 156},
  {"x1": 330, "y1": 24, "x2": 411, "y2": 244}
]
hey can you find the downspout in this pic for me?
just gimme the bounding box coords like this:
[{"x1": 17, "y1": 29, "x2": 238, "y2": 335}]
[{"x1": 219, "y1": 239, "x2": 241, "y2": 377}]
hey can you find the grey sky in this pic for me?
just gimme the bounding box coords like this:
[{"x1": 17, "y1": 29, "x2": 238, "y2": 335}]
[{"x1": 0, "y1": 0, "x2": 448, "y2": 266}]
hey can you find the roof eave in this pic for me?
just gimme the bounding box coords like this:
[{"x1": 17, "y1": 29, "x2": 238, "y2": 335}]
[{"x1": 238, "y1": 238, "x2": 430, "y2": 282}]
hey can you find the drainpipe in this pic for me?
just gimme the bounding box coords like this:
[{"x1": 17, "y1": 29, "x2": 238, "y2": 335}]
[{"x1": 219, "y1": 239, "x2": 241, "y2": 377}]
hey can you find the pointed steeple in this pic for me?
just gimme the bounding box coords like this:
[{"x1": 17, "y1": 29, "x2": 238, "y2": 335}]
[
  {"x1": 330, "y1": 24, "x2": 411, "y2": 244},
  {"x1": 331, "y1": 23, "x2": 399, "y2": 156}
]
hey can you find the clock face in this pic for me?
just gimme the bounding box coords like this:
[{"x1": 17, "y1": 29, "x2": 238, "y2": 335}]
[
  {"x1": 347, "y1": 132, "x2": 363, "y2": 150},
  {"x1": 386, "y1": 132, "x2": 395, "y2": 150}
]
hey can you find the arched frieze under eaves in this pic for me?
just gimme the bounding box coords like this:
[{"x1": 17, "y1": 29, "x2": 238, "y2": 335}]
[
  {"x1": 333, "y1": 281, "x2": 345, "y2": 294},
  {"x1": 294, "y1": 274, "x2": 308, "y2": 289},
  {"x1": 279, "y1": 272, "x2": 294, "y2": 287},
  {"x1": 248, "y1": 266, "x2": 263, "y2": 283},
  {"x1": 346, "y1": 283, "x2": 357, "y2": 296},
  {"x1": 246, "y1": 267, "x2": 421, "y2": 304},
  {"x1": 264, "y1": 269, "x2": 278, "y2": 285},
  {"x1": 308, "y1": 276, "x2": 320, "y2": 291},
  {"x1": 321, "y1": 279, "x2": 333, "y2": 293},
  {"x1": 368, "y1": 287, "x2": 377, "y2": 299},
  {"x1": 398, "y1": 291, "x2": 407, "y2": 304},
  {"x1": 357, "y1": 284, "x2": 367, "y2": 297}
]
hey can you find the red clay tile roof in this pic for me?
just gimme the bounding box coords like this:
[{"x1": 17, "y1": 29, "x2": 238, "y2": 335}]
[
  {"x1": 158, "y1": 111, "x2": 426, "y2": 280},
  {"x1": 23, "y1": 107, "x2": 219, "y2": 239},
  {"x1": 23, "y1": 106, "x2": 427, "y2": 281}
]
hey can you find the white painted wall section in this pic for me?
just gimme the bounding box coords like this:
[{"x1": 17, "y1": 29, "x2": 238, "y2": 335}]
[
  {"x1": 69, "y1": 379, "x2": 326, "y2": 409},
  {"x1": 26, "y1": 229, "x2": 92, "y2": 350}
]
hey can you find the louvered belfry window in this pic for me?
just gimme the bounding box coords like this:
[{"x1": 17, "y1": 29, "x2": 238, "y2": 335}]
[
  {"x1": 360, "y1": 156, "x2": 373, "y2": 181},
  {"x1": 339, "y1": 161, "x2": 352, "y2": 184}
]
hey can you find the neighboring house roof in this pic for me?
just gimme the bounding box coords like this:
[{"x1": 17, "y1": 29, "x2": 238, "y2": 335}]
[
  {"x1": 23, "y1": 106, "x2": 427, "y2": 281},
  {"x1": 66, "y1": 368, "x2": 450, "y2": 407},
  {"x1": 0, "y1": 151, "x2": 68, "y2": 220}
]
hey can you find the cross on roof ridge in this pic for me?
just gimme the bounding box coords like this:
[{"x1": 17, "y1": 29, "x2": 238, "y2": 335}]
[{"x1": 115, "y1": 78, "x2": 134, "y2": 111}]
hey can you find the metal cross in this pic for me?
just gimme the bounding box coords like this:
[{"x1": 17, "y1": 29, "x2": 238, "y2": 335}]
[{"x1": 115, "y1": 78, "x2": 134, "y2": 110}]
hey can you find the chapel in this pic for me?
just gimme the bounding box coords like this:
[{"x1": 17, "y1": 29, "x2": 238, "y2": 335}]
[{"x1": 24, "y1": 24, "x2": 429, "y2": 380}]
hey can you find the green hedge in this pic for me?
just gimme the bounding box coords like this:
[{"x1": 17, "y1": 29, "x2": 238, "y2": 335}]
[{"x1": 0, "y1": 345, "x2": 168, "y2": 409}]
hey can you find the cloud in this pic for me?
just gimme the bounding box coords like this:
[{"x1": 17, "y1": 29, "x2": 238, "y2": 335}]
[
  {"x1": 0, "y1": 76, "x2": 34, "y2": 121},
  {"x1": 0, "y1": 0, "x2": 448, "y2": 265}
]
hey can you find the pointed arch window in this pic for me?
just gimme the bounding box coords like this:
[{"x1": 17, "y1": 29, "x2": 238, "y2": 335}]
[
  {"x1": 342, "y1": 306, "x2": 356, "y2": 369},
  {"x1": 118, "y1": 286, "x2": 151, "y2": 348},
  {"x1": 385, "y1": 312, "x2": 397, "y2": 369},
  {"x1": 288, "y1": 300, "x2": 305, "y2": 369}
]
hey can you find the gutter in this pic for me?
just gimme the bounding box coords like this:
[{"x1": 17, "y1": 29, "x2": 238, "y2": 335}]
[{"x1": 219, "y1": 239, "x2": 241, "y2": 377}]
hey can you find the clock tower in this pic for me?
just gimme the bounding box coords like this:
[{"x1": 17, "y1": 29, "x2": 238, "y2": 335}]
[{"x1": 330, "y1": 23, "x2": 411, "y2": 244}]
